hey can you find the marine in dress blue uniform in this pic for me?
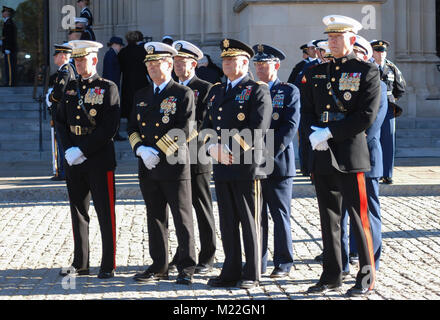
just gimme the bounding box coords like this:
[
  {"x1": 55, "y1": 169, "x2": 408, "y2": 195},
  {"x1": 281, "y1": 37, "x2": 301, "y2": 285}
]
[
  {"x1": 204, "y1": 39, "x2": 273, "y2": 289},
  {"x1": 371, "y1": 40, "x2": 406, "y2": 185},
  {"x1": 302, "y1": 16, "x2": 380, "y2": 297},
  {"x1": 252, "y1": 44, "x2": 300, "y2": 278},
  {"x1": 341, "y1": 36, "x2": 388, "y2": 274}
]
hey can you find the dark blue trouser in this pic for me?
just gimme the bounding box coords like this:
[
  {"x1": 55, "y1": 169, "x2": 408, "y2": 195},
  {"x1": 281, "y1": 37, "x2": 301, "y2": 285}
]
[
  {"x1": 341, "y1": 177, "x2": 382, "y2": 272},
  {"x1": 261, "y1": 177, "x2": 294, "y2": 273},
  {"x1": 380, "y1": 106, "x2": 396, "y2": 178}
]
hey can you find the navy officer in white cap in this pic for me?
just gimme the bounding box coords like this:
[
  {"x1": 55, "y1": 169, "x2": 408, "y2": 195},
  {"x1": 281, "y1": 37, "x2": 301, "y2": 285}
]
[
  {"x1": 301, "y1": 15, "x2": 380, "y2": 296},
  {"x1": 56, "y1": 40, "x2": 120, "y2": 279},
  {"x1": 128, "y1": 41, "x2": 197, "y2": 285},
  {"x1": 167, "y1": 40, "x2": 216, "y2": 276},
  {"x1": 252, "y1": 44, "x2": 300, "y2": 279}
]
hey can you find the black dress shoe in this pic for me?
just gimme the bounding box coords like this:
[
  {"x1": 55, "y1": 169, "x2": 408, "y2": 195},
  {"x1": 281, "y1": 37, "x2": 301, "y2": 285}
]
[
  {"x1": 50, "y1": 176, "x2": 65, "y2": 181},
  {"x1": 194, "y1": 264, "x2": 213, "y2": 275},
  {"x1": 134, "y1": 270, "x2": 169, "y2": 283},
  {"x1": 59, "y1": 266, "x2": 89, "y2": 277},
  {"x1": 237, "y1": 280, "x2": 259, "y2": 289},
  {"x1": 307, "y1": 282, "x2": 341, "y2": 294},
  {"x1": 98, "y1": 270, "x2": 115, "y2": 279},
  {"x1": 314, "y1": 253, "x2": 323, "y2": 262},
  {"x1": 346, "y1": 285, "x2": 372, "y2": 297},
  {"x1": 176, "y1": 273, "x2": 193, "y2": 285},
  {"x1": 270, "y1": 267, "x2": 289, "y2": 279},
  {"x1": 207, "y1": 277, "x2": 238, "y2": 288},
  {"x1": 381, "y1": 177, "x2": 393, "y2": 185}
]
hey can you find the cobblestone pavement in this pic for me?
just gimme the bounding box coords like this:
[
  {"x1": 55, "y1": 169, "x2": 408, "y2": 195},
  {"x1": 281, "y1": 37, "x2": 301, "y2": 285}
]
[{"x1": 0, "y1": 194, "x2": 439, "y2": 300}]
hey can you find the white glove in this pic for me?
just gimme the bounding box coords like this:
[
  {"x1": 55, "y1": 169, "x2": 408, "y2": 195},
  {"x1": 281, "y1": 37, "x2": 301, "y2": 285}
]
[
  {"x1": 72, "y1": 155, "x2": 87, "y2": 165},
  {"x1": 208, "y1": 143, "x2": 234, "y2": 165},
  {"x1": 309, "y1": 126, "x2": 333, "y2": 151},
  {"x1": 46, "y1": 88, "x2": 53, "y2": 108},
  {"x1": 136, "y1": 146, "x2": 160, "y2": 170},
  {"x1": 65, "y1": 147, "x2": 85, "y2": 166},
  {"x1": 5, "y1": 50, "x2": 10, "y2": 55},
  {"x1": 314, "y1": 141, "x2": 330, "y2": 152}
]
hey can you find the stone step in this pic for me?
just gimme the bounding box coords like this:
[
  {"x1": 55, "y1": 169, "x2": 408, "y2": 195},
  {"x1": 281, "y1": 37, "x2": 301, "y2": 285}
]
[
  {"x1": 397, "y1": 118, "x2": 440, "y2": 129},
  {"x1": 396, "y1": 148, "x2": 440, "y2": 158}
]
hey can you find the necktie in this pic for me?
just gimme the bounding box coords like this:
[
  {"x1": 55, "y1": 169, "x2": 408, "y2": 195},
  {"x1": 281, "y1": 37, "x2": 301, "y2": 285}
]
[
  {"x1": 226, "y1": 83, "x2": 232, "y2": 93},
  {"x1": 155, "y1": 87, "x2": 160, "y2": 96}
]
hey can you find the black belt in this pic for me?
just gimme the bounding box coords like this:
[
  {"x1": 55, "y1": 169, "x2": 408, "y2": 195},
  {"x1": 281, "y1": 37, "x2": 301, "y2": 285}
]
[
  {"x1": 70, "y1": 125, "x2": 94, "y2": 136},
  {"x1": 320, "y1": 111, "x2": 346, "y2": 123}
]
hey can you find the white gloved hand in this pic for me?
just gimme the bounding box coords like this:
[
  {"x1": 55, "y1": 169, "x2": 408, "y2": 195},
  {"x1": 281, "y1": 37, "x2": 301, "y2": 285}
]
[
  {"x1": 72, "y1": 155, "x2": 87, "y2": 165},
  {"x1": 309, "y1": 126, "x2": 333, "y2": 151},
  {"x1": 314, "y1": 141, "x2": 330, "y2": 152},
  {"x1": 208, "y1": 143, "x2": 234, "y2": 165},
  {"x1": 136, "y1": 146, "x2": 160, "y2": 170},
  {"x1": 65, "y1": 147, "x2": 84, "y2": 166},
  {"x1": 46, "y1": 88, "x2": 53, "y2": 108},
  {"x1": 5, "y1": 50, "x2": 10, "y2": 55}
]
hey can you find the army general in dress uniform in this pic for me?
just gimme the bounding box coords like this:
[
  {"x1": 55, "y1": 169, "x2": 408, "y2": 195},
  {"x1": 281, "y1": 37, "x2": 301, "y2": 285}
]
[
  {"x1": 203, "y1": 39, "x2": 273, "y2": 289},
  {"x1": 252, "y1": 44, "x2": 300, "y2": 279},
  {"x1": 128, "y1": 42, "x2": 197, "y2": 285},
  {"x1": 301, "y1": 16, "x2": 380, "y2": 297},
  {"x1": 56, "y1": 40, "x2": 120, "y2": 279},
  {"x1": 169, "y1": 40, "x2": 216, "y2": 275}
]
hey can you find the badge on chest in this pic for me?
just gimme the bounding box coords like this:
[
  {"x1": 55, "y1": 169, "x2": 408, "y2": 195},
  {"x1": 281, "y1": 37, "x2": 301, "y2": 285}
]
[
  {"x1": 235, "y1": 86, "x2": 252, "y2": 103},
  {"x1": 160, "y1": 97, "x2": 177, "y2": 124},
  {"x1": 84, "y1": 87, "x2": 105, "y2": 105},
  {"x1": 339, "y1": 73, "x2": 361, "y2": 92}
]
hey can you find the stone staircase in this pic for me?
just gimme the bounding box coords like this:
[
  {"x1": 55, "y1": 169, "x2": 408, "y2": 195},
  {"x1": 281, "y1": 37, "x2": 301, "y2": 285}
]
[
  {"x1": 0, "y1": 87, "x2": 438, "y2": 162},
  {"x1": 0, "y1": 87, "x2": 134, "y2": 163}
]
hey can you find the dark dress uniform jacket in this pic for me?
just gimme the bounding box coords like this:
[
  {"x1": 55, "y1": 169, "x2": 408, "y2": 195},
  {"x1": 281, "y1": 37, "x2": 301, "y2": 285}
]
[
  {"x1": 268, "y1": 79, "x2": 301, "y2": 178},
  {"x1": 301, "y1": 52, "x2": 381, "y2": 174},
  {"x1": 187, "y1": 76, "x2": 213, "y2": 175},
  {"x1": 103, "y1": 48, "x2": 121, "y2": 89},
  {"x1": 287, "y1": 60, "x2": 306, "y2": 85},
  {"x1": 128, "y1": 79, "x2": 195, "y2": 181},
  {"x1": 49, "y1": 63, "x2": 77, "y2": 106},
  {"x1": 118, "y1": 43, "x2": 151, "y2": 119},
  {"x1": 55, "y1": 74, "x2": 120, "y2": 171},
  {"x1": 203, "y1": 75, "x2": 273, "y2": 182},
  {"x1": 2, "y1": 17, "x2": 17, "y2": 53},
  {"x1": 381, "y1": 59, "x2": 406, "y2": 103}
]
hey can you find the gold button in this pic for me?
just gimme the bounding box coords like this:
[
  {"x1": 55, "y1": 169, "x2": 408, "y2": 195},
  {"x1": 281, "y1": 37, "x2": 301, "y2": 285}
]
[
  {"x1": 336, "y1": 66, "x2": 340, "y2": 71},
  {"x1": 217, "y1": 116, "x2": 221, "y2": 120},
  {"x1": 217, "y1": 127, "x2": 221, "y2": 131},
  {"x1": 156, "y1": 123, "x2": 160, "y2": 127},
  {"x1": 77, "y1": 106, "x2": 81, "y2": 110},
  {"x1": 315, "y1": 84, "x2": 318, "y2": 87},
  {"x1": 331, "y1": 78, "x2": 336, "y2": 82},
  {"x1": 218, "y1": 136, "x2": 221, "y2": 140},
  {"x1": 141, "y1": 135, "x2": 145, "y2": 139},
  {"x1": 326, "y1": 105, "x2": 331, "y2": 110},
  {"x1": 76, "y1": 115, "x2": 80, "y2": 120},
  {"x1": 142, "y1": 122, "x2": 146, "y2": 127},
  {"x1": 329, "y1": 91, "x2": 332, "y2": 96},
  {"x1": 155, "y1": 136, "x2": 159, "y2": 140},
  {"x1": 239, "y1": 106, "x2": 243, "y2": 109},
  {"x1": 66, "y1": 100, "x2": 69, "y2": 103},
  {"x1": 219, "y1": 108, "x2": 223, "y2": 112},
  {"x1": 82, "y1": 85, "x2": 86, "y2": 90}
]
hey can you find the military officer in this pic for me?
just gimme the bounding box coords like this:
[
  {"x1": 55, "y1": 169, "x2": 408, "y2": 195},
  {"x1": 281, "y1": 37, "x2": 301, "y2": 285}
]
[
  {"x1": 56, "y1": 40, "x2": 120, "y2": 279},
  {"x1": 168, "y1": 40, "x2": 216, "y2": 275},
  {"x1": 341, "y1": 35, "x2": 387, "y2": 274},
  {"x1": 301, "y1": 15, "x2": 380, "y2": 297},
  {"x1": 371, "y1": 40, "x2": 406, "y2": 185},
  {"x1": 75, "y1": 17, "x2": 96, "y2": 41},
  {"x1": 203, "y1": 39, "x2": 272, "y2": 289},
  {"x1": 77, "y1": 0, "x2": 95, "y2": 41},
  {"x1": 1, "y1": 6, "x2": 17, "y2": 87},
  {"x1": 287, "y1": 43, "x2": 311, "y2": 84},
  {"x1": 47, "y1": 44, "x2": 77, "y2": 181},
  {"x1": 252, "y1": 44, "x2": 300, "y2": 278},
  {"x1": 128, "y1": 42, "x2": 197, "y2": 285}
]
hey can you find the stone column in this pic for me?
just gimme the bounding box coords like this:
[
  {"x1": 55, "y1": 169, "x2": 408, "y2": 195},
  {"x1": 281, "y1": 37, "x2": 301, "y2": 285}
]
[
  {"x1": 422, "y1": 0, "x2": 440, "y2": 95},
  {"x1": 394, "y1": 0, "x2": 410, "y2": 60}
]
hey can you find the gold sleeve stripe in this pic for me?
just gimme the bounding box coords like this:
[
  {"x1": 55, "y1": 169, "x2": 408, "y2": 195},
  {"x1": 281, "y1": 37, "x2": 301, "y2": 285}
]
[
  {"x1": 233, "y1": 133, "x2": 251, "y2": 152},
  {"x1": 129, "y1": 132, "x2": 142, "y2": 150},
  {"x1": 156, "y1": 134, "x2": 179, "y2": 157},
  {"x1": 187, "y1": 129, "x2": 199, "y2": 143}
]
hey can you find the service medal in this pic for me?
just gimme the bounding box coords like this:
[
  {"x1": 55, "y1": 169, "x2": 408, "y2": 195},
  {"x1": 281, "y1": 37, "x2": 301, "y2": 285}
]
[
  {"x1": 344, "y1": 92, "x2": 352, "y2": 101},
  {"x1": 272, "y1": 112, "x2": 280, "y2": 121},
  {"x1": 89, "y1": 108, "x2": 97, "y2": 117},
  {"x1": 162, "y1": 116, "x2": 170, "y2": 124},
  {"x1": 237, "y1": 113, "x2": 245, "y2": 121}
]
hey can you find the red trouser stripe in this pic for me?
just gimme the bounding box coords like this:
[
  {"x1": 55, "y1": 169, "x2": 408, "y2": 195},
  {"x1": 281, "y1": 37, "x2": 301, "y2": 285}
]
[
  {"x1": 357, "y1": 172, "x2": 376, "y2": 289},
  {"x1": 107, "y1": 171, "x2": 116, "y2": 270}
]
